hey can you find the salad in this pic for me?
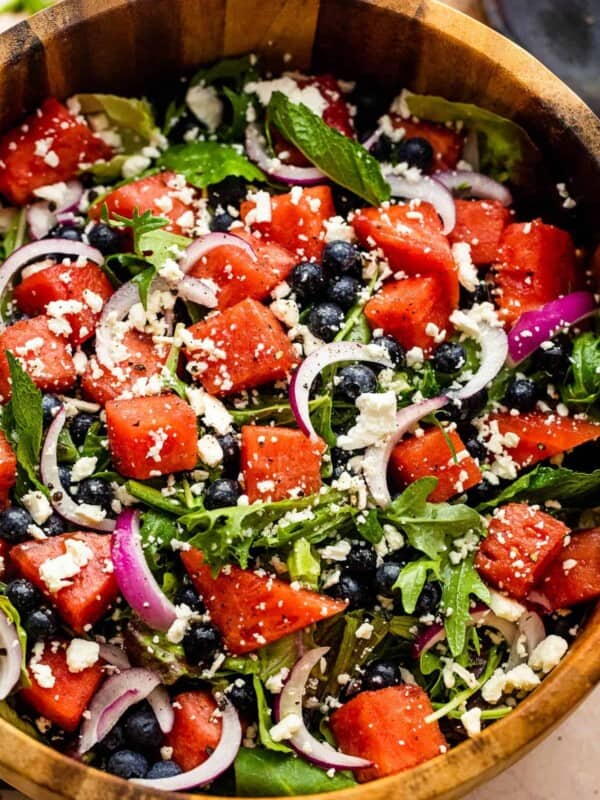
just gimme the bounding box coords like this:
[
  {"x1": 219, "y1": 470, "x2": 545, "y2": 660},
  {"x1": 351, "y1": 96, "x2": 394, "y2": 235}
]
[{"x1": 0, "y1": 55, "x2": 598, "y2": 796}]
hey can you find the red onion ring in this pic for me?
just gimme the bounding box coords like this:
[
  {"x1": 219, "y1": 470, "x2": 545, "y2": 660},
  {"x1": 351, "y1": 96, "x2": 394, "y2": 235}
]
[
  {"x1": 79, "y1": 667, "x2": 162, "y2": 753},
  {"x1": 133, "y1": 698, "x2": 242, "y2": 791},
  {"x1": 40, "y1": 407, "x2": 115, "y2": 532},
  {"x1": 94, "y1": 281, "x2": 142, "y2": 367},
  {"x1": 449, "y1": 322, "x2": 508, "y2": 401},
  {"x1": 98, "y1": 643, "x2": 131, "y2": 670},
  {"x1": 435, "y1": 170, "x2": 512, "y2": 206},
  {"x1": 177, "y1": 276, "x2": 218, "y2": 307},
  {"x1": 412, "y1": 607, "x2": 518, "y2": 659},
  {"x1": 527, "y1": 589, "x2": 552, "y2": 612},
  {"x1": 386, "y1": 174, "x2": 456, "y2": 234},
  {"x1": 111, "y1": 509, "x2": 177, "y2": 632},
  {"x1": 508, "y1": 291, "x2": 597, "y2": 366},
  {"x1": 507, "y1": 610, "x2": 546, "y2": 669},
  {"x1": 178, "y1": 230, "x2": 258, "y2": 276},
  {"x1": 0, "y1": 608, "x2": 22, "y2": 700},
  {"x1": 27, "y1": 180, "x2": 84, "y2": 240},
  {"x1": 363, "y1": 396, "x2": 449, "y2": 507},
  {"x1": 461, "y1": 130, "x2": 480, "y2": 172},
  {"x1": 245, "y1": 124, "x2": 327, "y2": 186},
  {"x1": 275, "y1": 647, "x2": 372, "y2": 770},
  {"x1": 289, "y1": 342, "x2": 393, "y2": 440},
  {"x1": 361, "y1": 129, "x2": 383, "y2": 152},
  {"x1": 0, "y1": 239, "x2": 104, "y2": 329}
]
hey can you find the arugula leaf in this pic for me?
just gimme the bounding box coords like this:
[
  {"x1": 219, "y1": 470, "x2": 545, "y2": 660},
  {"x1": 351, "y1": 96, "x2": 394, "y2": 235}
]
[
  {"x1": 137, "y1": 228, "x2": 190, "y2": 269},
  {"x1": 441, "y1": 556, "x2": 489, "y2": 657},
  {"x1": 234, "y1": 748, "x2": 356, "y2": 796},
  {"x1": 381, "y1": 478, "x2": 483, "y2": 559},
  {"x1": 124, "y1": 621, "x2": 202, "y2": 684},
  {"x1": 113, "y1": 209, "x2": 169, "y2": 256},
  {"x1": 393, "y1": 559, "x2": 439, "y2": 614},
  {"x1": 561, "y1": 332, "x2": 600, "y2": 406},
  {"x1": 1, "y1": 353, "x2": 44, "y2": 492},
  {"x1": 253, "y1": 676, "x2": 291, "y2": 753},
  {"x1": 229, "y1": 396, "x2": 328, "y2": 427},
  {"x1": 0, "y1": 595, "x2": 29, "y2": 686},
  {"x1": 73, "y1": 93, "x2": 159, "y2": 180},
  {"x1": 267, "y1": 92, "x2": 390, "y2": 205},
  {"x1": 406, "y1": 93, "x2": 540, "y2": 183},
  {"x1": 126, "y1": 480, "x2": 187, "y2": 516},
  {"x1": 477, "y1": 464, "x2": 600, "y2": 512},
  {"x1": 159, "y1": 142, "x2": 264, "y2": 189},
  {"x1": 287, "y1": 538, "x2": 320, "y2": 588},
  {"x1": 139, "y1": 510, "x2": 179, "y2": 574},
  {"x1": 356, "y1": 509, "x2": 384, "y2": 544}
]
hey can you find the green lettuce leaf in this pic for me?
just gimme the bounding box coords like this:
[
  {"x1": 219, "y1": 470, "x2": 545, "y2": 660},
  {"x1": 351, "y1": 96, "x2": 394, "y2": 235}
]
[
  {"x1": 267, "y1": 92, "x2": 390, "y2": 205},
  {"x1": 253, "y1": 676, "x2": 292, "y2": 753},
  {"x1": 287, "y1": 538, "x2": 320, "y2": 588},
  {"x1": 234, "y1": 748, "x2": 356, "y2": 796},
  {"x1": 158, "y1": 141, "x2": 264, "y2": 189},
  {"x1": 561, "y1": 332, "x2": 600, "y2": 406},
  {"x1": 406, "y1": 92, "x2": 539, "y2": 183}
]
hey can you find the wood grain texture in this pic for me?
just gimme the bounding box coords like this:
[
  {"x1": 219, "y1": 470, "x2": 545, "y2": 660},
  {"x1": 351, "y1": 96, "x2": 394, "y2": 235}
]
[{"x1": 0, "y1": 1, "x2": 598, "y2": 799}]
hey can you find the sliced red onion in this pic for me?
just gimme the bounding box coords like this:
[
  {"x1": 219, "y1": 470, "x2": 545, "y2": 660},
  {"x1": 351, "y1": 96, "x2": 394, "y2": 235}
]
[
  {"x1": 111, "y1": 509, "x2": 177, "y2": 631},
  {"x1": 289, "y1": 342, "x2": 393, "y2": 439},
  {"x1": 27, "y1": 181, "x2": 84, "y2": 240},
  {"x1": 507, "y1": 610, "x2": 546, "y2": 669},
  {"x1": 361, "y1": 129, "x2": 383, "y2": 152},
  {"x1": 276, "y1": 647, "x2": 371, "y2": 770},
  {"x1": 508, "y1": 291, "x2": 597, "y2": 366},
  {"x1": 245, "y1": 123, "x2": 326, "y2": 186},
  {"x1": 0, "y1": 608, "x2": 22, "y2": 700},
  {"x1": 363, "y1": 396, "x2": 448, "y2": 507},
  {"x1": 177, "y1": 276, "x2": 218, "y2": 307},
  {"x1": 386, "y1": 174, "x2": 456, "y2": 234},
  {"x1": 95, "y1": 281, "x2": 141, "y2": 367},
  {"x1": 412, "y1": 606, "x2": 518, "y2": 659},
  {"x1": 79, "y1": 668, "x2": 161, "y2": 754},
  {"x1": 412, "y1": 622, "x2": 446, "y2": 658},
  {"x1": 98, "y1": 643, "x2": 131, "y2": 670},
  {"x1": 134, "y1": 698, "x2": 242, "y2": 791},
  {"x1": 449, "y1": 323, "x2": 508, "y2": 401},
  {"x1": 461, "y1": 130, "x2": 480, "y2": 172},
  {"x1": 436, "y1": 170, "x2": 512, "y2": 206},
  {"x1": 40, "y1": 407, "x2": 115, "y2": 532},
  {"x1": 178, "y1": 230, "x2": 258, "y2": 276},
  {"x1": 527, "y1": 589, "x2": 552, "y2": 611},
  {"x1": 0, "y1": 239, "x2": 104, "y2": 328}
]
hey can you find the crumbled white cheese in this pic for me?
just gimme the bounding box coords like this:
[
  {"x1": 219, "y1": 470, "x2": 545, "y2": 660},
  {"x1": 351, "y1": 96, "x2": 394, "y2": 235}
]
[
  {"x1": 337, "y1": 390, "x2": 397, "y2": 450},
  {"x1": 185, "y1": 386, "x2": 233, "y2": 434},
  {"x1": 355, "y1": 622, "x2": 374, "y2": 640},
  {"x1": 487, "y1": 589, "x2": 526, "y2": 622},
  {"x1": 71, "y1": 456, "x2": 98, "y2": 483},
  {"x1": 30, "y1": 642, "x2": 55, "y2": 689},
  {"x1": 265, "y1": 667, "x2": 290, "y2": 694},
  {"x1": 452, "y1": 242, "x2": 478, "y2": 292},
  {"x1": 185, "y1": 84, "x2": 224, "y2": 132},
  {"x1": 245, "y1": 76, "x2": 328, "y2": 117},
  {"x1": 528, "y1": 635, "x2": 568, "y2": 674},
  {"x1": 21, "y1": 490, "x2": 53, "y2": 525},
  {"x1": 66, "y1": 639, "x2": 100, "y2": 673},
  {"x1": 39, "y1": 538, "x2": 94, "y2": 593},
  {"x1": 269, "y1": 713, "x2": 303, "y2": 742},
  {"x1": 197, "y1": 434, "x2": 224, "y2": 467},
  {"x1": 319, "y1": 540, "x2": 352, "y2": 561},
  {"x1": 461, "y1": 707, "x2": 482, "y2": 738},
  {"x1": 122, "y1": 154, "x2": 151, "y2": 179},
  {"x1": 482, "y1": 664, "x2": 540, "y2": 704},
  {"x1": 270, "y1": 298, "x2": 300, "y2": 328}
]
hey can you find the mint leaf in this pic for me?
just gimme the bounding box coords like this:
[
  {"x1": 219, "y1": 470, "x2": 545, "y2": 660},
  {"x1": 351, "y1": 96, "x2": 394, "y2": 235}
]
[
  {"x1": 159, "y1": 142, "x2": 264, "y2": 189},
  {"x1": 2, "y1": 353, "x2": 44, "y2": 492},
  {"x1": 441, "y1": 556, "x2": 489, "y2": 657},
  {"x1": 234, "y1": 748, "x2": 356, "y2": 796},
  {"x1": 267, "y1": 92, "x2": 390, "y2": 205},
  {"x1": 406, "y1": 93, "x2": 539, "y2": 184}
]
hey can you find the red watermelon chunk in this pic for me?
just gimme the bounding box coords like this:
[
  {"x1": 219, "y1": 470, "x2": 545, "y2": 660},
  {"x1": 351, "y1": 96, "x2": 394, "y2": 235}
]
[
  {"x1": 10, "y1": 532, "x2": 118, "y2": 633},
  {"x1": 0, "y1": 430, "x2": 16, "y2": 509},
  {"x1": 165, "y1": 691, "x2": 222, "y2": 772},
  {"x1": 181, "y1": 548, "x2": 346, "y2": 654},
  {"x1": 330, "y1": 685, "x2": 447, "y2": 782},
  {"x1": 538, "y1": 528, "x2": 600, "y2": 610},
  {"x1": 475, "y1": 503, "x2": 569, "y2": 599},
  {"x1": 449, "y1": 199, "x2": 511, "y2": 265}
]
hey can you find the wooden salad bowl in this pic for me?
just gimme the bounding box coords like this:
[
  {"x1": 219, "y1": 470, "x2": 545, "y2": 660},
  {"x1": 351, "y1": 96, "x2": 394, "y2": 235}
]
[{"x1": 0, "y1": 1, "x2": 599, "y2": 798}]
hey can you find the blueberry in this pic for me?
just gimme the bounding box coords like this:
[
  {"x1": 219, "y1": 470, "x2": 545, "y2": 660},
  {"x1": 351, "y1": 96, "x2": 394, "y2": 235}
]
[
  {"x1": 322, "y1": 241, "x2": 362, "y2": 279},
  {"x1": 42, "y1": 395, "x2": 62, "y2": 428},
  {"x1": 504, "y1": 378, "x2": 538, "y2": 413},
  {"x1": 328, "y1": 572, "x2": 370, "y2": 610},
  {"x1": 76, "y1": 478, "x2": 113, "y2": 513},
  {"x1": 461, "y1": 281, "x2": 493, "y2": 309},
  {"x1": 374, "y1": 562, "x2": 401, "y2": 597},
  {"x1": 42, "y1": 513, "x2": 65, "y2": 537},
  {"x1": 349, "y1": 84, "x2": 391, "y2": 135},
  {"x1": 24, "y1": 607, "x2": 58, "y2": 641},
  {"x1": 363, "y1": 661, "x2": 399, "y2": 691},
  {"x1": 216, "y1": 434, "x2": 240, "y2": 479},
  {"x1": 332, "y1": 186, "x2": 366, "y2": 217},
  {"x1": 370, "y1": 134, "x2": 395, "y2": 162},
  {"x1": 146, "y1": 761, "x2": 182, "y2": 779},
  {"x1": 327, "y1": 276, "x2": 360, "y2": 310},
  {"x1": 289, "y1": 261, "x2": 325, "y2": 305},
  {"x1": 441, "y1": 389, "x2": 488, "y2": 424},
  {"x1": 106, "y1": 750, "x2": 149, "y2": 780},
  {"x1": 204, "y1": 478, "x2": 240, "y2": 510},
  {"x1": 210, "y1": 212, "x2": 235, "y2": 232},
  {"x1": 433, "y1": 342, "x2": 467, "y2": 374},
  {"x1": 124, "y1": 704, "x2": 162, "y2": 751},
  {"x1": 87, "y1": 223, "x2": 121, "y2": 255},
  {"x1": 168, "y1": 110, "x2": 201, "y2": 143},
  {"x1": 48, "y1": 224, "x2": 83, "y2": 241},
  {"x1": 6, "y1": 579, "x2": 40, "y2": 617},
  {"x1": 345, "y1": 542, "x2": 377, "y2": 576},
  {"x1": 174, "y1": 583, "x2": 205, "y2": 613},
  {"x1": 331, "y1": 446, "x2": 353, "y2": 479},
  {"x1": 209, "y1": 176, "x2": 248, "y2": 209},
  {"x1": 337, "y1": 364, "x2": 378, "y2": 401},
  {"x1": 414, "y1": 582, "x2": 442, "y2": 616},
  {"x1": 308, "y1": 302, "x2": 344, "y2": 342},
  {"x1": 98, "y1": 722, "x2": 126, "y2": 754},
  {"x1": 464, "y1": 436, "x2": 487, "y2": 463},
  {"x1": 69, "y1": 413, "x2": 97, "y2": 447},
  {"x1": 58, "y1": 466, "x2": 76, "y2": 496},
  {"x1": 0, "y1": 507, "x2": 34, "y2": 544},
  {"x1": 396, "y1": 137, "x2": 434, "y2": 171},
  {"x1": 225, "y1": 676, "x2": 256, "y2": 715},
  {"x1": 371, "y1": 334, "x2": 406, "y2": 370},
  {"x1": 183, "y1": 622, "x2": 222, "y2": 666},
  {"x1": 467, "y1": 478, "x2": 498, "y2": 505},
  {"x1": 538, "y1": 336, "x2": 572, "y2": 379}
]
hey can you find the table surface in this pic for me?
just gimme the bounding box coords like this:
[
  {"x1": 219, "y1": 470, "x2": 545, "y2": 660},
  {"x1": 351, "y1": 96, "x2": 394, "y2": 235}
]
[{"x1": 0, "y1": 1, "x2": 598, "y2": 799}]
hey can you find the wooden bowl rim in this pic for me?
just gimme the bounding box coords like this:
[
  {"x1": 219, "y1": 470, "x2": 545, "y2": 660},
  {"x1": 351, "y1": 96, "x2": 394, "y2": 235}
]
[{"x1": 0, "y1": 1, "x2": 598, "y2": 799}]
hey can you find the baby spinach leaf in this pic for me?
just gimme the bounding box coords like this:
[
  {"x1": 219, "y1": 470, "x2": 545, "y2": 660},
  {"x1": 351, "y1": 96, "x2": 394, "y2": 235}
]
[
  {"x1": 267, "y1": 92, "x2": 390, "y2": 205},
  {"x1": 406, "y1": 93, "x2": 540, "y2": 184},
  {"x1": 234, "y1": 748, "x2": 356, "y2": 796},
  {"x1": 561, "y1": 332, "x2": 600, "y2": 406},
  {"x1": 159, "y1": 142, "x2": 264, "y2": 189},
  {"x1": 441, "y1": 556, "x2": 489, "y2": 657}
]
